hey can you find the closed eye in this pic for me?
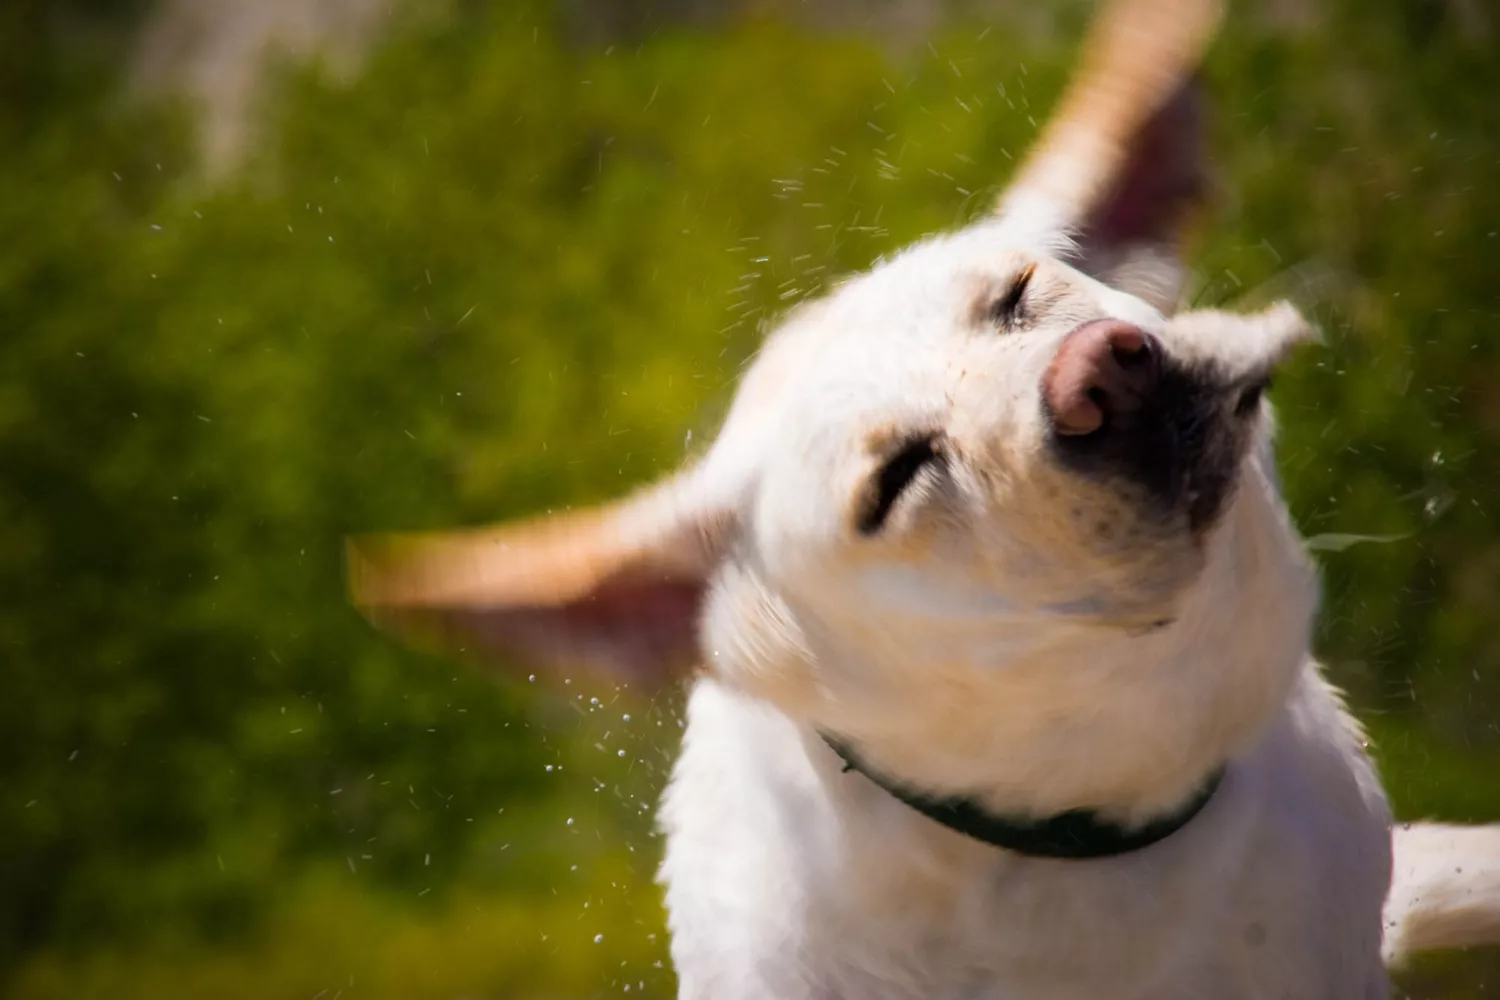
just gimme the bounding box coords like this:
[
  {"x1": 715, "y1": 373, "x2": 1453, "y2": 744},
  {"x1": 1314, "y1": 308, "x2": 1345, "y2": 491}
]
[
  {"x1": 989, "y1": 262, "x2": 1036, "y2": 329},
  {"x1": 1235, "y1": 376, "x2": 1272, "y2": 416},
  {"x1": 856, "y1": 435, "x2": 943, "y2": 535}
]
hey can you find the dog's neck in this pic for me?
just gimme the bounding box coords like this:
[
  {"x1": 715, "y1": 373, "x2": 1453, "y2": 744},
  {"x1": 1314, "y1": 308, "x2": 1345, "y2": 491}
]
[
  {"x1": 713, "y1": 451, "x2": 1316, "y2": 828},
  {"x1": 819, "y1": 728, "x2": 1227, "y2": 857}
]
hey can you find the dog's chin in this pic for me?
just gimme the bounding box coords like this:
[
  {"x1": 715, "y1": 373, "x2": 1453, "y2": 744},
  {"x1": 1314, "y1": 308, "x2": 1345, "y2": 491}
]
[
  {"x1": 1085, "y1": 454, "x2": 1268, "y2": 630},
  {"x1": 1033, "y1": 461, "x2": 1259, "y2": 634},
  {"x1": 1038, "y1": 589, "x2": 1191, "y2": 635}
]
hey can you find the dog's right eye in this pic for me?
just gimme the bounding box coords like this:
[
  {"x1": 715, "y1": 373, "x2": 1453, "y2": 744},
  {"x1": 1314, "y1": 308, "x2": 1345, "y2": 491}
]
[
  {"x1": 989, "y1": 263, "x2": 1036, "y2": 329},
  {"x1": 855, "y1": 436, "x2": 943, "y2": 536}
]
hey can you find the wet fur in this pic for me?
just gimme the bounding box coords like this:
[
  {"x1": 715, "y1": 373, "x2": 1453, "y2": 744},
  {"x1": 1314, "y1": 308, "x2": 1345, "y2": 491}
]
[
  {"x1": 347, "y1": 1, "x2": 1500, "y2": 995},
  {"x1": 657, "y1": 228, "x2": 1395, "y2": 999}
]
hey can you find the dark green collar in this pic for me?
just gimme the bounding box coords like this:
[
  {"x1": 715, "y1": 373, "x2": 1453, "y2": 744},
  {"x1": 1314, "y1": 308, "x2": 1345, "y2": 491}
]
[{"x1": 821, "y1": 734, "x2": 1224, "y2": 860}]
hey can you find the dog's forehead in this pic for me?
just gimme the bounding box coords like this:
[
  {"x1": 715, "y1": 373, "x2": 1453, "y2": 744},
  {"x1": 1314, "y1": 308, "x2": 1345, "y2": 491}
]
[
  {"x1": 833, "y1": 220, "x2": 1166, "y2": 340},
  {"x1": 844, "y1": 220, "x2": 1062, "y2": 304},
  {"x1": 701, "y1": 221, "x2": 1171, "y2": 494},
  {"x1": 761, "y1": 226, "x2": 1167, "y2": 409},
  {"x1": 710, "y1": 230, "x2": 1011, "y2": 463}
]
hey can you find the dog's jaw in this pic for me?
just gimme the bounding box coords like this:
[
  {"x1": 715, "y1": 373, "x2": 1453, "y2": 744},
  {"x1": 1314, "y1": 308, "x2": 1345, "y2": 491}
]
[
  {"x1": 702, "y1": 413, "x2": 1317, "y2": 828},
  {"x1": 680, "y1": 213, "x2": 1320, "y2": 828}
]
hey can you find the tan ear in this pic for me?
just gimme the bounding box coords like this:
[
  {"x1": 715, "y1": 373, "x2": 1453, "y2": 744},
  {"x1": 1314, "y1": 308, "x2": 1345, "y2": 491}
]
[
  {"x1": 999, "y1": 0, "x2": 1225, "y2": 311},
  {"x1": 347, "y1": 472, "x2": 732, "y2": 693}
]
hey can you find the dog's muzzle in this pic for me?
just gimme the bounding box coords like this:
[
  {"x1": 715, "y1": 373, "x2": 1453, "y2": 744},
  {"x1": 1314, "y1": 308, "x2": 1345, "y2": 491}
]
[{"x1": 1042, "y1": 318, "x2": 1252, "y2": 533}]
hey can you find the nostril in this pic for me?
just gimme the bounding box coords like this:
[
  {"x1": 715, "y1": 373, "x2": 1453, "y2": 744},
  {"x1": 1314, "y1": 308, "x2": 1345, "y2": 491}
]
[
  {"x1": 1110, "y1": 329, "x2": 1152, "y2": 368},
  {"x1": 1109, "y1": 325, "x2": 1149, "y2": 359},
  {"x1": 1109, "y1": 330, "x2": 1160, "y2": 396}
]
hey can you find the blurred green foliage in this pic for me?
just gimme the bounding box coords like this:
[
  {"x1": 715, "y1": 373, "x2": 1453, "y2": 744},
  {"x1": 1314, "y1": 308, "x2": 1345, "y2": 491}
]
[{"x1": 1, "y1": 0, "x2": 1497, "y2": 996}]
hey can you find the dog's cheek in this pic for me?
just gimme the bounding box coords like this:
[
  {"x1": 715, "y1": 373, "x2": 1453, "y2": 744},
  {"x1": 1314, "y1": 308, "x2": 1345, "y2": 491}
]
[{"x1": 699, "y1": 563, "x2": 827, "y2": 715}]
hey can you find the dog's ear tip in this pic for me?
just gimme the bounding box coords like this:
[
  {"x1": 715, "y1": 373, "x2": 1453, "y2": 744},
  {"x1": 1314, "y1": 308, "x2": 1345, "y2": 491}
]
[
  {"x1": 343, "y1": 533, "x2": 384, "y2": 607},
  {"x1": 1260, "y1": 300, "x2": 1323, "y2": 347},
  {"x1": 344, "y1": 531, "x2": 418, "y2": 608}
]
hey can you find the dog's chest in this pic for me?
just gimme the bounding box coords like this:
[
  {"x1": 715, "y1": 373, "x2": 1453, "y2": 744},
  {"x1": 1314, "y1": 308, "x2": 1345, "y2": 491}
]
[
  {"x1": 656, "y1": 681, "x2": 1200, "y2": 999},
  {"x1": 656, "y1": 678, "x2": 1391, "y2": 1000}
]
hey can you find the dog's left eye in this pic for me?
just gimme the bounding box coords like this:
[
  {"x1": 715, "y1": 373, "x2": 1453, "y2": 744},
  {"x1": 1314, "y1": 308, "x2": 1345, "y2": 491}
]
[
  {"x1": 1235, "y1": 377, "x2": 1271, "y2": 416},
  {"x1": 989, "y1": 263, "x2": 1036, "y2": 328},
  {"x1": 856, "y1": 435, "x2": 943, "y2": 536}
]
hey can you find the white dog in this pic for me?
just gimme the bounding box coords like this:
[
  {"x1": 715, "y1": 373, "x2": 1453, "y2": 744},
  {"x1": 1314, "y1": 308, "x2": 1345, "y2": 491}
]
[{"x1": 350, "y1": 0, "x2": 1500, "y2": 995}]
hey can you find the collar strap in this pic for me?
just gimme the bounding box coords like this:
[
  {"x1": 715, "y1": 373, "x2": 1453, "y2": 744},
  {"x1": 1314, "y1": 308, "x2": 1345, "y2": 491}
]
[{"x1": 821, "y1": 734, "x2": 1224, "y2": 860}]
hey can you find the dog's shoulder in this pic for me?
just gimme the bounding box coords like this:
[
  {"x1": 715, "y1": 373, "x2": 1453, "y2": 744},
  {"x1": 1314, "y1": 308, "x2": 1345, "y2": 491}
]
[{"x1": 656, "y1": 678, "x2": 838, "y2": 999}]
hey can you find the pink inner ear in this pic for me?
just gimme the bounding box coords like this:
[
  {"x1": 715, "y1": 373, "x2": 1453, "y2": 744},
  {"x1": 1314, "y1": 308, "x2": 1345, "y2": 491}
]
[
  {"x1": 435, "y1": 573, "x2": 706, "y2": 693},
  {"x1": 1080, "y1": 78, "x2": 1207, "y2": 256}
]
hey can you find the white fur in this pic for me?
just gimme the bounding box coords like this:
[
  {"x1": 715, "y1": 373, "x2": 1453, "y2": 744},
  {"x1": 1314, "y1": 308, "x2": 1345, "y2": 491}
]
[
  {"x1": 644, "y1": 217, "x2": 1500, "y2": 998},
  {"x1": 350, "y1": 8, "x2": 1500, "y2": 990}
]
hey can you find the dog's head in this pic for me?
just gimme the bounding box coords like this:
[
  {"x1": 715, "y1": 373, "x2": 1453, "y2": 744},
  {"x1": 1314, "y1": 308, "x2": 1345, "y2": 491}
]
[
  {"x1": 350, "y1": 0, "x2": 1317, "y2": 809},
  {"x1": 717, "y1": 224, "x2": 1312, "y2": 636}
]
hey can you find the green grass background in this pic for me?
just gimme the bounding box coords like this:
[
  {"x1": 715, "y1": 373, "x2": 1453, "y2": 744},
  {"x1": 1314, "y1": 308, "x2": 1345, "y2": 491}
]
[{"x1": 3, "y1": 0, "x2": 1498, "y2": 995}]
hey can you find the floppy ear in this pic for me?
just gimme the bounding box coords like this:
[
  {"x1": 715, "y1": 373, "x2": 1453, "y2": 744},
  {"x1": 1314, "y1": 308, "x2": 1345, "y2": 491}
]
[
  {"x1": 1069, "y1": 77, "x2": 1209, "y2": 310},
  {"x1": 347, "y1": 471, "x2": 733, "y2": 694},
  {"x1": 999, "y1": 0, "x2": 1223, "y2": 311}
]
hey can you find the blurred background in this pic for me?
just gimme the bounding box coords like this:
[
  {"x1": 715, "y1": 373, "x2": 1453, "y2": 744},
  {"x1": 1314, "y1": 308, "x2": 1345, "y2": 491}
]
[{"x1": 3, "y1": 0, "x2": 1498, "y2": 996}]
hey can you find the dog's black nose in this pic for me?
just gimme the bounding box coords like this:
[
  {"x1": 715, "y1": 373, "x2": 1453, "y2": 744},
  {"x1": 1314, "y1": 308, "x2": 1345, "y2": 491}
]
[{"x1": 1043, "y1": 319, "x2": 1162, "y2": 436}]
